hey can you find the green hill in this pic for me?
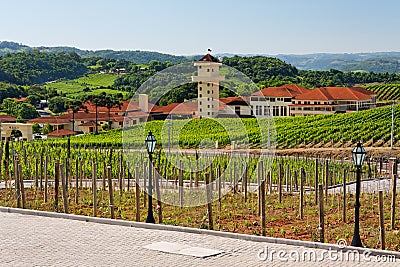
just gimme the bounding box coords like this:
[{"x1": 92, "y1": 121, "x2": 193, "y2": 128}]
[
  {"x1": 45, "y1": 73, "x2": 128, "y2": 98},
  {"x1": 0, "y1": 41, "x2": 187, "y2": 64}
]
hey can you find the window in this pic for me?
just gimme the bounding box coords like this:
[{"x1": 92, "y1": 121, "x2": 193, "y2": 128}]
[
  {"x1": 284, "y1": 98, "x2": 292, "y2": 102},
  {"x1": 207, "y1": 83, "x2": 210, "y2": 86},
  {"x1": 212, "y1": 90, "x2": 213, "y2": 94},
  {"x1": 200, "y1": 108, "x2": 202, "y2": 112},
  {"x1": 212, "y1": 69, "x2": 214, "y2": 72},
  {"x1": 256, "y1": 105, "x2": 262, "y2": 116},
  {"x1": 199, "y1": 81, "x2": 202, "y2": 84},
  {"x1": 199, "y1": 94, "x2": 202, "y2": 97},
  {"x1": 207, "y1": 105, "x2": 210, "y2": 108},
  {"x1": 264, "y1": 106, "x2": 269, "y2": 116},
  {"x1": 251, "y1": 97, "x2": 258, "y2": 101},
  {"x1": 207, "y1": 69, "x2": 210, "y2": 72},
  {"x1": 199, "y1": 66, "x2": 202, "y2": 69},
  {"x1": 273, "y1": 106, "x2": 279, "y2": 116},
  {"x1": 199, "y1": 101, "x2": 202, "y2": 105},
  {"x1": 270, "y1": 98, "x2": 275, "y2": 102},
  {"x1": 208, "y1": 112, "x2": 210, "y2": 115},
  {"x1": 207, "y1": 90, "x2": 210, "y2": 94},
  {"x1": 199, "y1": 87, "x2": 202, "y2": 91}
]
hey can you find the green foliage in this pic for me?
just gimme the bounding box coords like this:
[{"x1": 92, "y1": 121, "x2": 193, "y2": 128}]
[
  {"x1": 0, "y1": 82, "x2": 27, "y2": 103},
  {"x1": 25, "y1": 94, "x2": 41, "y2": 106},
  {"x1": 32, "y1": 123, "x2": 41, "y2": 134},
  {"x1": 223, "y1": 55, "x2": 298, "y2": 83},
  {"x1": 1, "y1": 98, "x2": 39, "y2": 120},
  {"x1": 42, "y1": 123, "x2": 54, "y2": 134},
  {"x1": 222, "y1": 56, "x2": 400, "y2": 88},
  {"x1": 0, "y1": 51, "x2": 87, "y2": 85},
  {"x1": 48, "y1": 96, "x2": 68, "y2": 113}
]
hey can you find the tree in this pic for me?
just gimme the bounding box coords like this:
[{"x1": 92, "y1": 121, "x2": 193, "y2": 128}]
[
  {"x1": 25, "y1": 94, "x2": 41, "y2": 107},
  {"x1": 65, "y1": 98, "x2": 87, "y2": 132},
  {"x1": 48, "y1": 96, "x2": 67, "y2": 113},
  {"x1": 101, "y1": 93, "x2": 122, "y2": 130},
  {"x1": 1, "y1": 98, "x2": 39, "y2": 120},
  {"x1": 32, "y1": 123, "x2": 41, "y2": 134},
  {"x1": 42, "y1": 123, "x2": 53, "y2": 135},
  {"x1": 84, "y1": 94, "x2": 103, "y2": 134},
  {"x1": 18, "y1": 103, "x2": 39, "y2": 120}
]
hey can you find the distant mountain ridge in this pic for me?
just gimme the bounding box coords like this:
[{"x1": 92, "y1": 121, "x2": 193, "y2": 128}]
[
  {"x1": 0, "y1": 41, "x2": 187, "y2": 64},
  {"x1": 1, "y1": 41, "x2": 400, "y2": 73},
  {"x1": 217, "y1": 52, "x2": 400, "y2": 73}
]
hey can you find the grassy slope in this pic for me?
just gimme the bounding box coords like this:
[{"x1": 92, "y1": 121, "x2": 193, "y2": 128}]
[
  {"x1": 60, "y1": 105, "x2": 399, "y2": 149},
  {"x1": 45, "y1": 73, "x2": 127, "y2": 98}
]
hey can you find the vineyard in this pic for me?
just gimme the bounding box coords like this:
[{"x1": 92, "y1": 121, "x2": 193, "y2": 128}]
[
  {"x1": 45, "y1": 73, "x2": 127, "y2": 98},
  {"x1": 0, "y1": 139, "x2": 399, "y2": 251},
  {"x1": 365, "y1": 83, "x2": 400, "y2": 101},
  {"x1": 60, "y1": 105, "x2": 400, "y2": 149}
]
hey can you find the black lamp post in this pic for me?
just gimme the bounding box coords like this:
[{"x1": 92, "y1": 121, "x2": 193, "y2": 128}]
[
  {"x1": 145, "y1": 131, "x2": 156, "y2": 223},
  {"x1": 351, "y1": 141, "x2": 366, "y2": 247}
]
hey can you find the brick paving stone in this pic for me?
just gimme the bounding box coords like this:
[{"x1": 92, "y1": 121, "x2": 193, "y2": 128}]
[{"x1": 0, "y1": 212, "x2": 398, "y2": 267}]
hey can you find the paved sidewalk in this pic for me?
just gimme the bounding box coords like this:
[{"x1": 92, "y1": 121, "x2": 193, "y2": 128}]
[{"x1": 0, "y1": 212, "x2": 398, "y2": 267}]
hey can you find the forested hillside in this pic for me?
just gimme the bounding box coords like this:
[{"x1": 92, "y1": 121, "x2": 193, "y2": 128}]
[
  {"x1": 0, "y1": 51, "x2": 87, "y2": 85},
  {"x1": 0, "y1": 41, "x2": 186, "y2": 64}
]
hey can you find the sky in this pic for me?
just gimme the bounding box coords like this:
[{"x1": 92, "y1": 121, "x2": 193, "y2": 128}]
[{"x1": 1, "y1": 0, "x2": 400, "y2": 55}]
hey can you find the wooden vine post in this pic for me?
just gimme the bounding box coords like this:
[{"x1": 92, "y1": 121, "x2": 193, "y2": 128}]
[
  {"x1": 299, "y1": 169, "x2": 304, "y2": 220},
  {"x1": 60, "y1": 164, "x2": 68, "y2": 214},
  {"x1": 378, "y1": 190, "x2": 385, "y2": 250},
  {"x1": 205, "y1": 173, "x2": 213, "y2": 230},
  {"x1": 154, "y1": 167, "x2": 162, "y2": 224},
  {"x1": 391, "y1": 160, "x2": 397, "y2": 230},
  {"x1": 108, "y1": 166, "x2": 115, "y2": 219},
  {"x1": 54, "y1": 162, "x2": 59, "y2": 212},
  {"x1": 260, "y1": 180, "x2": 266, "y2": 236},
  {"x1": 318, "y1": 184, "x2": 324, "y2": 243},
  {"x1": 92, "y1": 161, "x2": 97, "y2": 217},
  {"x1": 135, "y1": 165, "x2": 140, "y2": 222},
  {"x1": 342, "y1": 169, "x2": 347, "y2": 222}
]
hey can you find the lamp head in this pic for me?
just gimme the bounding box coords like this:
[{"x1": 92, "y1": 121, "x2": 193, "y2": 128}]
[
  {"x1": 352, "y1": 142, "x2": 366, "y2": 167},
  {"x1": 145, "y1": 131, "x2": 157, "y2": 154}
]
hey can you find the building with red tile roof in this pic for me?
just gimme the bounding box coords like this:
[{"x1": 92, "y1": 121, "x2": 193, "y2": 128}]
[
  {"x1": 250, "y1": 84, "x2": 309, "y2": 117},
  {"x1": 0, "y1": 114, "x2": 17, "y2": 123},
  {"x1": 290, "y1": 87, "x2": 377, "y2": 116},
  {"x1": 47, "y1": 129, "x2": 76, "y2": 138}
]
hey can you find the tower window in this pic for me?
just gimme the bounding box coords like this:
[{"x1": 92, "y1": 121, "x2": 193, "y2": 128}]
[
  {"x1": 207, "y1": 69, "x2": 210, "y2": 72},
  {"x1": 212, "y1": 90, "x2": 213, "y2": 94},
  {"x1": 199, "y1": 87, "x2": 202, "y2": 91},
  {"x1": 200, "y1": 94, "x2": 202, "y2": 97},
  {"x1": 200, "y1": 81, "x2": 202, "y2": 84},
  {"x1": 207, "y1": 90, "x2": 210, "y2": 94},
  {"x1": 207, "y1": 105, "x2": 210, "y2": 108},
  {"x1": 207, "y1": 83, "x2": 210, "y2": 86},
  {"x1": 199, "y1": 101, "x2": 202, "y2": 105}
]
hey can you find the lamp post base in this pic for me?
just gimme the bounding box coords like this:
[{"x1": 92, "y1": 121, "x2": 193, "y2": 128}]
[{"x1": 350, "y1": 233, "x2": 363, "y2": 247}]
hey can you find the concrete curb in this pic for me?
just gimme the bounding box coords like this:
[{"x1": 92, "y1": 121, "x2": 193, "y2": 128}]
[{"x1": 1, "y1": 206, "x2": 399, "y2": 259}]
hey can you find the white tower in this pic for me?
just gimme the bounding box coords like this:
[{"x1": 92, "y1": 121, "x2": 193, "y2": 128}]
[{"x1": 192, "y1": 54, "x2": 225, "y2": 118}]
